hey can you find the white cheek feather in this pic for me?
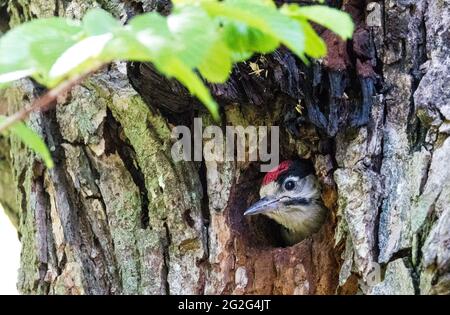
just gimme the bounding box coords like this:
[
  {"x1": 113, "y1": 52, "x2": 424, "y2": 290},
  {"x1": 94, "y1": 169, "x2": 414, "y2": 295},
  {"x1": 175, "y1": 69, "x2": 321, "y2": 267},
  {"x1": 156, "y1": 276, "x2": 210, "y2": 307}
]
[
  {"x1": 258, "y1": 175, "x2": 326, "y2": 242},
  {"x1": 265, "y1": 202, "x2": 325, "y2": 236},
  {"x1": 259, "y1": 181, "x2": 278, "y2": 197},
  {"x1": 292, "y1": 175, "x2": 321, "y2": 200}
]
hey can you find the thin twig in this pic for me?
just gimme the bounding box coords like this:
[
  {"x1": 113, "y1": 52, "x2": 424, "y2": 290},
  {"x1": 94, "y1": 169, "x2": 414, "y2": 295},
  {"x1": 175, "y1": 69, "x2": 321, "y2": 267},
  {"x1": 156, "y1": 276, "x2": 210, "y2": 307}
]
[{"x1": 0, "y1": 66, "x2": 103, "y2": 133}]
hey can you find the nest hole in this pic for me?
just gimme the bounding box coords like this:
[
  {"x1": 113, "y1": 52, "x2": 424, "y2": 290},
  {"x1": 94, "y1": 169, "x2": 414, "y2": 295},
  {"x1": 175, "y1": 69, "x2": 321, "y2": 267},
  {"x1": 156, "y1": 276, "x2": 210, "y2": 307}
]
[{"x1": 229, "y1": 162, "x2": 293, "y2": 249}]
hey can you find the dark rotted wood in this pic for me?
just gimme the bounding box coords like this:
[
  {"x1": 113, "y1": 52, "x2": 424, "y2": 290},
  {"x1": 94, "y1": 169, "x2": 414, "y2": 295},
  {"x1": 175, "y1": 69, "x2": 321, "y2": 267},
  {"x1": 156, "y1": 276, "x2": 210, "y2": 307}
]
[
  {"x1": 127, "y1": 48, "x2": 303, "y2": 110},
  {"x1": 127, "y1": 0, "x2": 379, "y2": 137},
  {"x1": 127, "y1": 62, "x2": 196, "y2": 115}
]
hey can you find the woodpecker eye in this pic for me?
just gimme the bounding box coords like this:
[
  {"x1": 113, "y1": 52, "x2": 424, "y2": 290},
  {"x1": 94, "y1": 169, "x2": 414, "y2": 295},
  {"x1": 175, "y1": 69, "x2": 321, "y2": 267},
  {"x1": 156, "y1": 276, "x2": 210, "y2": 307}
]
[{"x1": 284, "y1": 180, "x2": 295, "y2": 191}]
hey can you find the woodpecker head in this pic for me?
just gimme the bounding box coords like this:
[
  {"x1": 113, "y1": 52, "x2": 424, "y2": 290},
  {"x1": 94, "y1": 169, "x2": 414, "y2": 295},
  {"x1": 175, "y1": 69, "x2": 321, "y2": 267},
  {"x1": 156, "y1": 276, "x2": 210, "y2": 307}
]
[{"x1": 244, "y1": 160, "x2": 327, "y2": 244}]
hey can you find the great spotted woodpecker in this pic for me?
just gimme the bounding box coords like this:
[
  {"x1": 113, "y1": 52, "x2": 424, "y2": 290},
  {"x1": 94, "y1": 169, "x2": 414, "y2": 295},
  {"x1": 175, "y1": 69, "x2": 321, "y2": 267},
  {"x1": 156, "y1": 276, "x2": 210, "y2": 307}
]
[{"x1": 244, "y1": 160, "x2": 327, "y2": 245}]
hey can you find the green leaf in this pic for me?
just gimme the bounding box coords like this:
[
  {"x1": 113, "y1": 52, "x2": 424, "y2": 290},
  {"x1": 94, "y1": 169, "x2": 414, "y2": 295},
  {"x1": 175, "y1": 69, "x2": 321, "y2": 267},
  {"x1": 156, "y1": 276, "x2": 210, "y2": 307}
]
[
  {"x1": 202, "y1": 0, "x2": 305, "y2": 58},
  {"x1": 102, "y1": 32, "x2": 154, "y2": 61},
  {"x1": 298, "y1": 19, "x2": 327, "y2": 58},
  {"x1": 127, "y1": 13, "x2": 174, "y2": 60},
  {"x1": 0, "y1": 67, "x2": 34, "y2": 85},
  {"x1": 230, "y1": 51, "x2": 254, "y2": 63},
  {"x1": 198, "y1": 40, "x2": 232, "y2": 83},
  {"x1": 172, "y1": 0, "x2": 214, "y2": 5},
  {"x1": 102, "y1": 32, "x2": 153, "y2": 61},
  {"x1": 168, "y1": 6, "x2": 217, "y2": 68},
  {"x1": 0, "y1": 2, "x2": 353, "y2": 128},
  {"x1": 157, "y1": 58, "x2": 219, "y2": 121},
  {"x1": 83, "y1": 8, "x2": 121, "y2": 35},
  {"x1": 49, "y1": 33, "x2": 113, "y2": 83},
  {"x1": 172, "y1": 0, "x2": 197, "y2": 5},
  {"x1": 222, "y1": 22, "x2": 279, "y2": 55},
  {"x1": 0, "y1": 116, "x2": 54, "y2": 168},
  {"x1": 282, "y1": 4, "x2": 354, "y2": 40},
  {"x1": 0, "y1": 18, "x2": 82, "y2": 84},
  {"x1": 30, "y1": 38, "x2": 82, "y2": 82}
]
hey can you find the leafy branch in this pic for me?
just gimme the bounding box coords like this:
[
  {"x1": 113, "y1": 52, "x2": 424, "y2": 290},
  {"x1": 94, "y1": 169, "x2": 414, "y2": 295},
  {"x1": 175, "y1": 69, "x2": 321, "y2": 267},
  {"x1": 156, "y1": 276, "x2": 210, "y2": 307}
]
[{"x1": 0, "y1": 0, "x2": 354, "y2": 168}]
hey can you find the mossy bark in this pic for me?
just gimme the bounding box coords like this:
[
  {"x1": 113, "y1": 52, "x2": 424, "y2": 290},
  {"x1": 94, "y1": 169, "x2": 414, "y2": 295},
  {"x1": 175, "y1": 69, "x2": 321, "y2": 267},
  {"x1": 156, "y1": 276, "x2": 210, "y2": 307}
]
[{"x1": 0, "y1": 0, "x2": 448, "y2": 295}]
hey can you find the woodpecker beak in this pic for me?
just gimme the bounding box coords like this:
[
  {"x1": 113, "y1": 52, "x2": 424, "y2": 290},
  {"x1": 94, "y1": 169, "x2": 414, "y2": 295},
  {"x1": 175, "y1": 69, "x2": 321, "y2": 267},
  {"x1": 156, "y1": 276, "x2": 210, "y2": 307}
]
[{"x1": 244, "y1": 197, "x2": 281, "y2": 216}]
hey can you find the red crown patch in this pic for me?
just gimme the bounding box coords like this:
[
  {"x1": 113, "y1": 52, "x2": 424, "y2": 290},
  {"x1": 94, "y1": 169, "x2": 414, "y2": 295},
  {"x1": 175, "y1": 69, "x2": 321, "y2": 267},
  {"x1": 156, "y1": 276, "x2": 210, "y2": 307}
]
[{"x1": 262, "y1": 160, "x2": 293, "y2": 185}]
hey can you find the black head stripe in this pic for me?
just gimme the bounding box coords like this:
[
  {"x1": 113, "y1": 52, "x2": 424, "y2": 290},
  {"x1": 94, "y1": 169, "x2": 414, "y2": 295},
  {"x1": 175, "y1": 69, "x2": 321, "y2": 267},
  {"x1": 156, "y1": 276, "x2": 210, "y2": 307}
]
[
  {"x1": 283, "y1": 197, "x2": 310, "y2": 206},
  {"x1": 276, "y1": 159, "x2": 315, "y2": 185}
]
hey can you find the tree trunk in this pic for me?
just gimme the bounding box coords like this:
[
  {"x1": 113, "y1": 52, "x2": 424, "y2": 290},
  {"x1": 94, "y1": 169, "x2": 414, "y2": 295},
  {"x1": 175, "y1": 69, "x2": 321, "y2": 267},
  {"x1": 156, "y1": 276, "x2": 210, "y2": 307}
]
[{"x1": 0, "y1": 0, "x2": 448, "y2": 295}]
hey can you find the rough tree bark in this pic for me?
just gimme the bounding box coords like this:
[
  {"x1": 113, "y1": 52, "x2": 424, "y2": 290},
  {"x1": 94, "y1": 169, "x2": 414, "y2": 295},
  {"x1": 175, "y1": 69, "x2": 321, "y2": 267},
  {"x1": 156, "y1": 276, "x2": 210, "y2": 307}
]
[{"x1": 0, "y1": 0, "x2": 448, "y2": 295}]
